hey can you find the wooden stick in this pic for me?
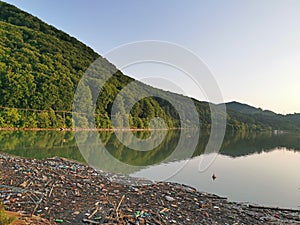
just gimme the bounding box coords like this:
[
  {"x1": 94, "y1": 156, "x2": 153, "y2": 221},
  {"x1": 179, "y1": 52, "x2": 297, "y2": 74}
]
[
  {"x1": 31, "y1": 204, "x2": 39, "y2": 216},
  {"x1": 82, "y1": 218, "x2": 100, "y2": 224},
  {"x1": 205, "y1": 195, "x2": 227, "y2": 200},
  {"x1": 88, "y1": 206, "x2": 100, "y2": 219},
  {"x1": 48, "y1": 183, "x2": 54, "y2": 198},
  {"x1": 248, "y1": 204, "x2": 300, "y2": 212},
  {"x1": 116, "y1": 195, "x2": 125, "y2": 218}
]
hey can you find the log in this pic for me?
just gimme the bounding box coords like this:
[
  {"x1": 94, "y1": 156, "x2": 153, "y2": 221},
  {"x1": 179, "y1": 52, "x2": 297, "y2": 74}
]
[{"x1": 248, "y1": 204, "x2": 300, "y2": 213}]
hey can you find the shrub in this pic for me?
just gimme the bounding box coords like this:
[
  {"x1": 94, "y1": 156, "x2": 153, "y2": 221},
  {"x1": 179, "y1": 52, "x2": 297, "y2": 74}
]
[{"x1": 0, "y1": 202, "x2": 15, "y2": 225}]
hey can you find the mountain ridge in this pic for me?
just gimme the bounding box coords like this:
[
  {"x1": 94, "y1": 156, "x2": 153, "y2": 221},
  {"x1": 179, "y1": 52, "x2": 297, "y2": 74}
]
[
  {"x1": 226, "y1": 101, "x2": 277, "y2": 116},
  {"x1": 226, "y1": 101, "x2": 300, "y2": 131}
]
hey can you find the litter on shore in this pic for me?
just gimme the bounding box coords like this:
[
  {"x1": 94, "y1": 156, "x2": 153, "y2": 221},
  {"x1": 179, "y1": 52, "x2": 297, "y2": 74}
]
[{"x1": 0, "y1": 152, "x2": 299, "y2": 224}]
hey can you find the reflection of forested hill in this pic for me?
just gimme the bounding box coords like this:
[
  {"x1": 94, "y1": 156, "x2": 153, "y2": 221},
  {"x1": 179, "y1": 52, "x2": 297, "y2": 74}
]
[
  {"x1": 219, "y1": 132, "x2": 300, "y2": 157},
  {"x1": 0, "y1": 130, "x2": 84, "y2": 161},
  {"x1": 191, "y1": 131, "x2": 300, "y2": 158},
  {"x1": 0, "y1": 130, "x2": 299, "y2": 166}
]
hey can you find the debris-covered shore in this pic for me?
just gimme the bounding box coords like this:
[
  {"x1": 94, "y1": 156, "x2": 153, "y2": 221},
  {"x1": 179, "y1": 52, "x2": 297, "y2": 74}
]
[{"x1": 0, "y1": 152, "x2": 299, "y2": 225}]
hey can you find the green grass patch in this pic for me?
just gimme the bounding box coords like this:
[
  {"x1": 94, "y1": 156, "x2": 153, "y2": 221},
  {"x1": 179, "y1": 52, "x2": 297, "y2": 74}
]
[{"x1": 0, "y1": 202, "x2": 15, "y2": 225}]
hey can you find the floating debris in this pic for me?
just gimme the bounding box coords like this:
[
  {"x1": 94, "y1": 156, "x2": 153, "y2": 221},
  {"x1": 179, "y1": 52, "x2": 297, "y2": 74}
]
[
  {"x1": 212, "y1": 173, "x2": 217, "y2": 180},
  {"x1": 0, "y1": 152, "x2": 299, "y2": 224}
]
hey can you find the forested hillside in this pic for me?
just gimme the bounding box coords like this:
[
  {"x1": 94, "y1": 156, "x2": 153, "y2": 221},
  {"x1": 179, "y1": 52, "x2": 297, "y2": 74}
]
[
  {"x1": 0, "y1": 1, "x2": 298, "y2": 131},
  {"x1": 0, "y1": 1, "x2": 182, "y2": 129},
  {"x1": 226, "y1": 102, "x2": 300, "y2": 131}
]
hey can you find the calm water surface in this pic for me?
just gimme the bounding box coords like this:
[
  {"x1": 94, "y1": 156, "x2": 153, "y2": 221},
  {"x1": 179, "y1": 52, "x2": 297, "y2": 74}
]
[{"x1": 0, "y1": 130, "x2": 299, "y2": 209}]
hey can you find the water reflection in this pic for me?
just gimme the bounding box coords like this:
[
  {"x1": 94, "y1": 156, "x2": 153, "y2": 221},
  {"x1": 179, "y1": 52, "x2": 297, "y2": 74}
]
[
  {"x1": 0, "y1": 130, "x2": 299, "y2": 208},
  {"x1": 0, "y1": 130, "x2": 83, "y2": 161},
  {"x1": 74, "y1": 129, "x2": 200, "y2": 174},
  {"x1": 220, "y1": 131, "x2": 300, "y2": 156},
  {"x1": 0, "y1": 130, "x2": 299, "y2": 163}
]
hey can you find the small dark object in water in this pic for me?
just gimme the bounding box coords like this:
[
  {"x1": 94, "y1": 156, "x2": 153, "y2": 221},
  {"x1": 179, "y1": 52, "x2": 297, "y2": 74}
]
[{"x1": 212, "y1": 174, "x2": 216, "y2": 180}]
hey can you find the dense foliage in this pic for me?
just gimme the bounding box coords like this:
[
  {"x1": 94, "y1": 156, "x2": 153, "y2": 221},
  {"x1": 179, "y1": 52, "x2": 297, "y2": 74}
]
[
  {"x1": 227, "y1": 102, "x2": 300, "y2": 131},
  {"x1": 0, "y1": 1, "x2": 182, "y2": 129},
  {"x1": 0, "y1": 1, "x2": 298, "y2": 131}
]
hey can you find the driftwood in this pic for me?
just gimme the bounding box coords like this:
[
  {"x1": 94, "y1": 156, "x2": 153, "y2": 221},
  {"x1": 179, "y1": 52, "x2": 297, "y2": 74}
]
[
  {"x1": 82, "y1": 218, "x2": 100, "y2": 224},
  {"x1": 205, "y1": 195, "x2": 227, "y2": 200},
  {"x1": 88, "y1": 205, "x2": 101, "y2": 219},
  {"x1": 248, "y1": 204, "x2": 300, "y2": 213},
  {"x1": 116, "y1": 195, "x2": 125, "y2": 218},
  {"x1": 48, "y1": 183, "x2": 54, "y2": 198}
]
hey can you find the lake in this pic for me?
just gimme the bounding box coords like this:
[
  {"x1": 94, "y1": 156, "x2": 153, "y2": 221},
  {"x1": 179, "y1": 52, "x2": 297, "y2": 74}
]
[{"x1": 0, "y1": 130, "x2": 299, "y2": 209}]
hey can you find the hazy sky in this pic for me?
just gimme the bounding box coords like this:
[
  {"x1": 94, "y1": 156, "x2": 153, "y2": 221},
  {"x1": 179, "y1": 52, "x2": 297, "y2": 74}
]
[{"x1": 3, "y1": 0, "x2": 300, "y2": 114}]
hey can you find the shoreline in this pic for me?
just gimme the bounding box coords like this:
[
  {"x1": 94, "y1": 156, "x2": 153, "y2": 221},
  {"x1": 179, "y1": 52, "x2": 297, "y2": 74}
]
[
  {"x1": 0, "y1": 127, "x2": 185, "y2": 132},
  {"x1": 0, "y1": 152, "x2": 299, "y2": 224}
]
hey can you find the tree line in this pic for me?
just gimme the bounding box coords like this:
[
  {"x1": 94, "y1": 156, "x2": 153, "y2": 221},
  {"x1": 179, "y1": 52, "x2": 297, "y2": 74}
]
[{"x1": 0, "y1": 1, "x2": 287, "y2": 131}]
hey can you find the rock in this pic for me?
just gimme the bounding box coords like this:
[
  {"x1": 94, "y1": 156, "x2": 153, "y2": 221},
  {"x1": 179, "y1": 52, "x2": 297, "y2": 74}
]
[
  {"x1": 165, "y1": 195, "x2": 175, "y2": 202},
  {"x1": 73, "y1": 211, "x2": 80, "y2": 215}
]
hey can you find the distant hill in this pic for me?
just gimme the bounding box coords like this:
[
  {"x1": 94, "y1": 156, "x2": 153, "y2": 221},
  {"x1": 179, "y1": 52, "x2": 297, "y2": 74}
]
[
  {"x1": 226, "y1": 101, "x2": 277, "y2": 116},
  {"x1": 226, "y1": 102, "x2": 299, "y2": 131},
  {"x1": 0, "y1": 1, "x2": 298, "y2": 131},
  {"x1": 285, "y1": 113, "x2": 300, "y2": 127}
]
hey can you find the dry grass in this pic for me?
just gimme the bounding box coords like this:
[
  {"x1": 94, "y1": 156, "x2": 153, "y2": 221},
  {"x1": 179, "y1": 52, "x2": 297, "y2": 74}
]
[{"x1": 0, "y1": 202, "x2": 15, "y2": 225}]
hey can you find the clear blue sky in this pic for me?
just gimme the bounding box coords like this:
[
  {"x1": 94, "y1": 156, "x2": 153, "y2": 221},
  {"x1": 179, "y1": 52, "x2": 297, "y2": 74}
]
[{"x1": 3, "y1": 0, "x2": 300, "y2": 114}]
